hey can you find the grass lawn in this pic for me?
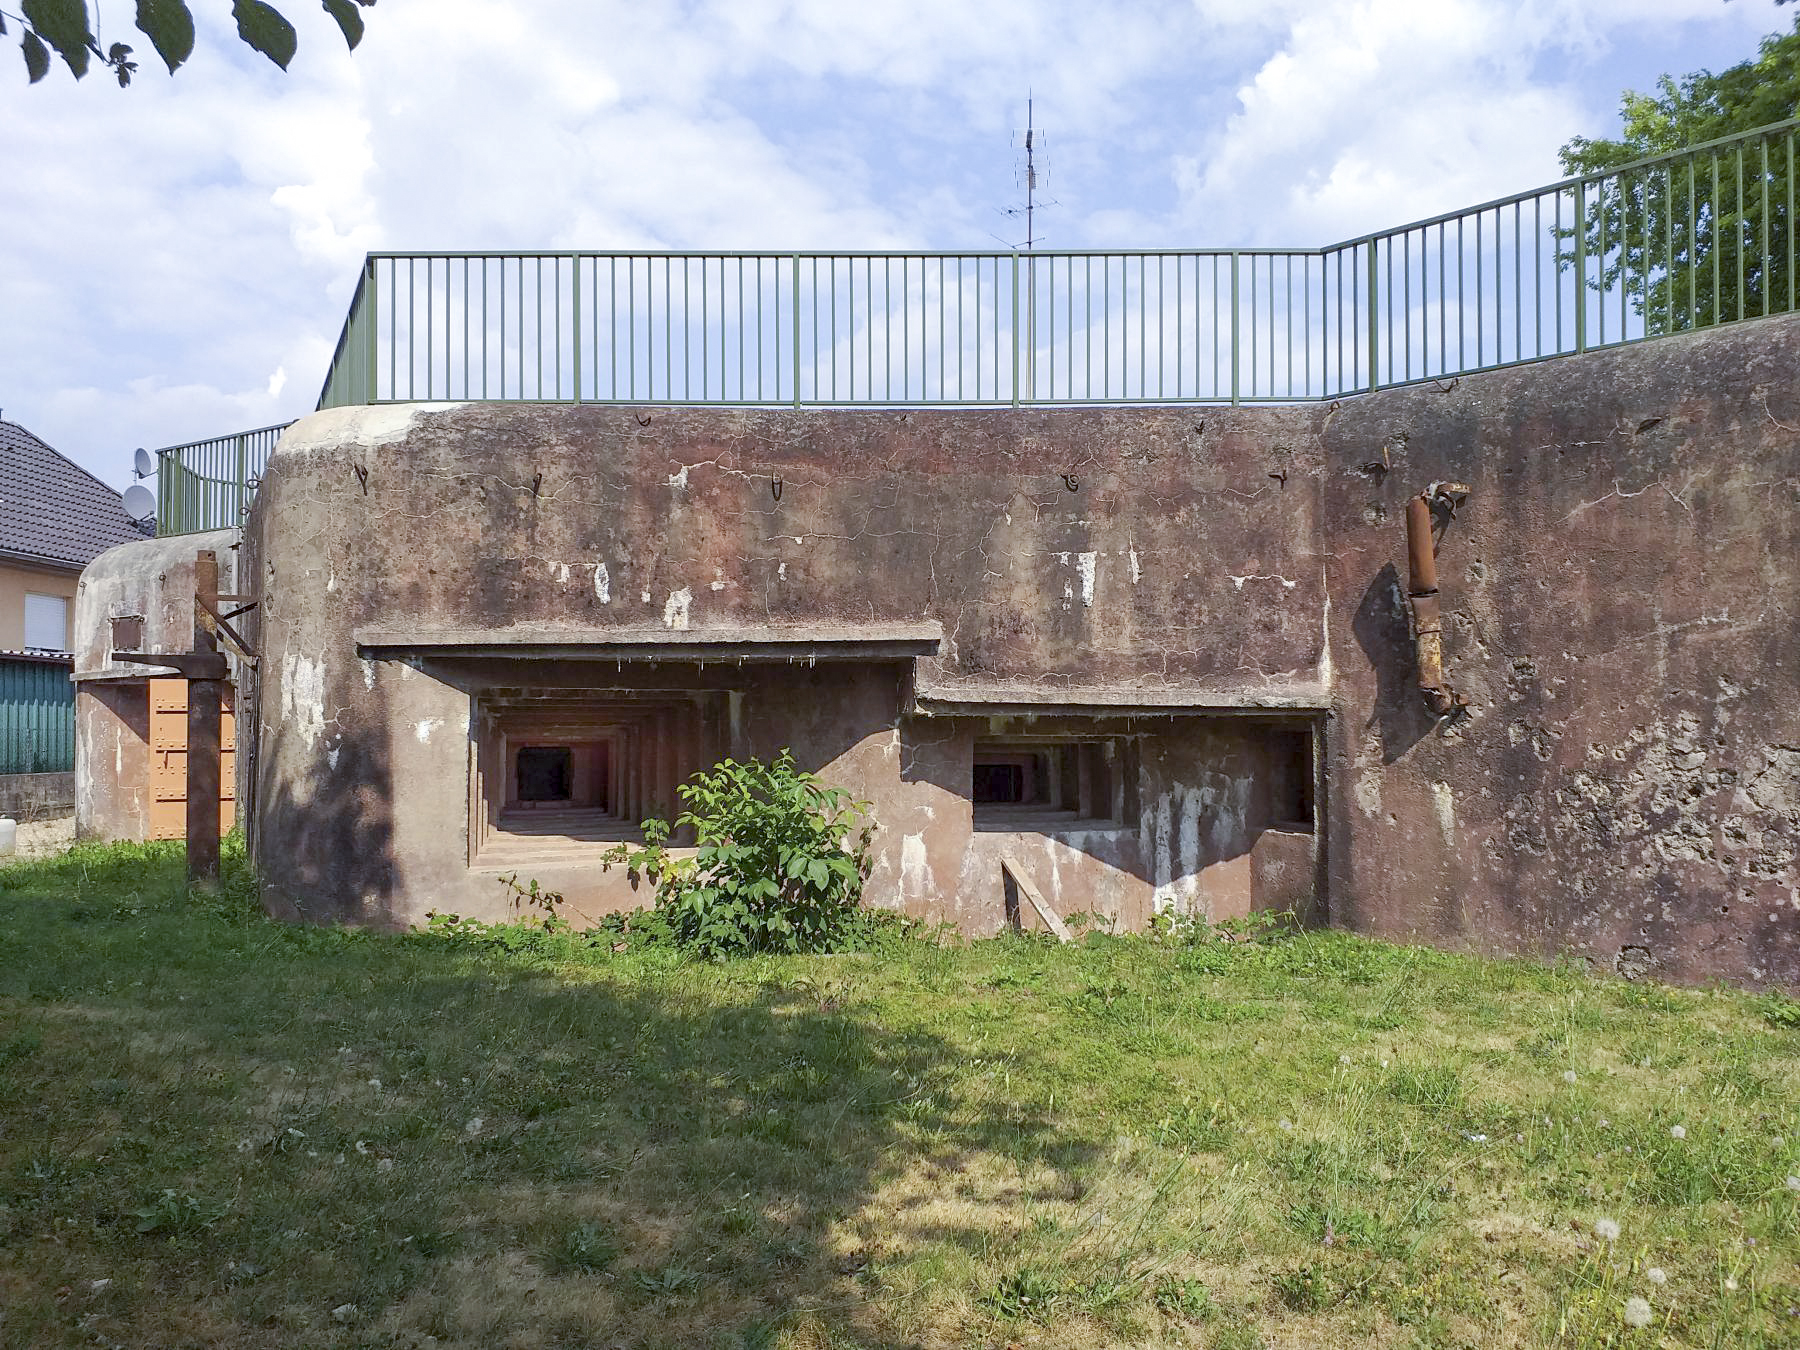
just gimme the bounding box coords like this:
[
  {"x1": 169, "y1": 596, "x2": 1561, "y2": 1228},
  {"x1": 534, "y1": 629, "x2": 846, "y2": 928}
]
[{"x1": 1, "y1": 842, "x2": 1796, "y2": 1348}]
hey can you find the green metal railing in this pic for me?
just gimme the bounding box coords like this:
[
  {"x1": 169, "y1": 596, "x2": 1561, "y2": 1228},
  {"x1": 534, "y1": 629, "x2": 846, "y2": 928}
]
[
  {"x1": 156, "y1": 424, "x2": 289, "y2": 536},
  {"x1": 154, "y1": 117, "x2": 1795, "y2": 534},
  {"x1": 0, "y1": 654, "x2": 74, "y2": 776}
]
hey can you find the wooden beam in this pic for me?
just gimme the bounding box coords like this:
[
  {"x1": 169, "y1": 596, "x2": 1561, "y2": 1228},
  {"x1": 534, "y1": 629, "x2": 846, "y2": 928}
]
[{"x1": 1001, "y1": 853, "x2": 1072, "y2": 943}]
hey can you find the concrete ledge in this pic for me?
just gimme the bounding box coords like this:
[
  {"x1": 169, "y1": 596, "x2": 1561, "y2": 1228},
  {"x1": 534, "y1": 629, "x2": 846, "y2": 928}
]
[
  {"x1": 911, "y1": 680, "x2": 1331, "y2": 717},
  {"x1": 355, "y1": 622, "x2": 944, "y2": 663}
]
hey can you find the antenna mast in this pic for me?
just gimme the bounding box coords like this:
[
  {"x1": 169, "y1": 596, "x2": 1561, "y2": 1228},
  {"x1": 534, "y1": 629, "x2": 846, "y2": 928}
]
[{"x1": 1024, "y1": 96, "x2": 1037, "y2": 252}]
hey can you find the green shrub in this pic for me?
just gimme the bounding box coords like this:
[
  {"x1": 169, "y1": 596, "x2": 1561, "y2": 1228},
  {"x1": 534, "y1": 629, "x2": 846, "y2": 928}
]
[{"x1": 608, "y1": 751, "x2": 876, "y2": 959}]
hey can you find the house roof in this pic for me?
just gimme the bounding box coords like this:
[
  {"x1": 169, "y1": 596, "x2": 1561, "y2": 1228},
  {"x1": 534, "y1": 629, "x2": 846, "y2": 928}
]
[{"x1": 0, "y1": 420, "x2": 150, "y2": 572}]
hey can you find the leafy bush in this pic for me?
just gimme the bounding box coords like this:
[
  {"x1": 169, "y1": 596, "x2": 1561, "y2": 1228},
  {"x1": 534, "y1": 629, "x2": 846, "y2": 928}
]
[{"x1": 608, "y1": 751, "x2": 876, "y2": 959}]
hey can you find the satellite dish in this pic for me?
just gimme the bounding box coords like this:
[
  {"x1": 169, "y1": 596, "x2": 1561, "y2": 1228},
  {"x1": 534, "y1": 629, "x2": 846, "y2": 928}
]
[
  {"x1": 122, "y1": 484, "x2": 156, "y2": 522},
  {"x1": 133, "y1": 447, "x2": 154, "y2": 479}
]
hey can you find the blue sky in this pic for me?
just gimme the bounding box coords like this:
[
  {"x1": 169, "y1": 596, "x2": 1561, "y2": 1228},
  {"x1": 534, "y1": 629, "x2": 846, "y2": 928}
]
[{"x1": 0, "y1": 0, "x2": 1788, "y2": 487}]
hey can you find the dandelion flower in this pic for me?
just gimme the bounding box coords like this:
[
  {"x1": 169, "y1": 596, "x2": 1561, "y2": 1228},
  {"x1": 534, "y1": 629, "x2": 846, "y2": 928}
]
[
  {"x1": 376, "y1": 1158, "x2": 394, "y2": 1172},
  {"x1": 1338, "y1": 1054, "x2": 1352, "y2": 1065},
  {"x1": 354, "y1": 1140, "x2": 369, "y2": 1155},
  {"x1": 367, "y1": 1078, "x2": 382, "y2": 1091},
  {"x1": 464, "y1": 1117, "x2": 484, "y2": 1135},
  {"x1": 1725, "y1": 1276, "x2": 1739, "y2": 1291},
  {"x1": 1277, "y1": 1117, "x2": 1295, "y2": 1132},
  {"x1": 1670, "y1": 1125, "x2": 1686, "y2": 1140},
  {"x1": 1563, "y1": 1070, "x2": 1578, "y2": 1084},
  {"x1": 1623, "y1": 1297, "x2": 1653, "y2": 1329},
  {"x1": 1785, "y1": 1175, "x2": 1800, "y2": 1192},
  {"x1": 1646, "y1": 1267, "x2": 1667, "y2": 1285},
  {"x1": 1594, "y1": 1218, "x2": 1621, "y2": 1242}
]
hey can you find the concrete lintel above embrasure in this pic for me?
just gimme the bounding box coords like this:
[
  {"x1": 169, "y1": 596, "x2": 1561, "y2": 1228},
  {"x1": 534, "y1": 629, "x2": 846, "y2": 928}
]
[
  {"x1": 352, "y1": 622, "x2": 944, "y2": 664},
  {"x1": 910, "y1": 681, "x2": 1331, "y2": 718}
]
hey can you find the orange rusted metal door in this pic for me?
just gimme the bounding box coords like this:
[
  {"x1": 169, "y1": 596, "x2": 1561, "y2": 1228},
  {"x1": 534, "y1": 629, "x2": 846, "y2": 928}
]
[{"x1": 148, "y1": 677, "x2": 236, "y2": 841}]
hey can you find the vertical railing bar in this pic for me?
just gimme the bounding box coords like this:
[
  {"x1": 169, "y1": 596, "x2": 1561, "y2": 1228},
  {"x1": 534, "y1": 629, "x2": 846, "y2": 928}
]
[
  {"x1": 1514, "y1": 200, "x2": 1523, "y2": 359},
  {"x1": 1401, "y1": 230, "x2": 1411, "y2": 382},
  {"x1": 1735, "y1": 145, "x2": 1745, "y2": 321},
  {"x1": 1283, "y1": 254, "x2": 1292, "y2": 395},
  {"x1": 1365, "y1": 241, "x2": 1378, "y2": 391},
  {"x1": 1711, "y1": 154, "x2": 1720, "y2": 328},
  {"x1": 1574, "y1": 181, "x2": 1587, "y2": 352},
  {"x1": 1533, "y1": 197, "x2": 1543, "y2": 356},
  {"x1": 1230, "y1": 251, "x2": 1241, "y2": 405}
]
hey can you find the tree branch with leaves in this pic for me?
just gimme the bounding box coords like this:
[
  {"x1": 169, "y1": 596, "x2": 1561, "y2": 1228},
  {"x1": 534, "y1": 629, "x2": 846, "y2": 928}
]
[
  {"x1": 1557, "y1": 14, "x2": 1798, "y2": 332},
  {"x1": 3, "y1": 0, "x2": 372, "y2": 87}
]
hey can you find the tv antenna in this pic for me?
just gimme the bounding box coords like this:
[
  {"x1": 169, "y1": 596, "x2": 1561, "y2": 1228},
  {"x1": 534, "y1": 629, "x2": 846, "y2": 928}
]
[{"x1": 999, "y1": 97, "x2": 1056, "y2": 251}]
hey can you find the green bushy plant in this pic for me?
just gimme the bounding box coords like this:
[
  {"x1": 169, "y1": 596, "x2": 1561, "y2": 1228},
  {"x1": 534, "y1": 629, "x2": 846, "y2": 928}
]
[{"x1": 607, "y1": 750, "x2": 876, "y2": 959}]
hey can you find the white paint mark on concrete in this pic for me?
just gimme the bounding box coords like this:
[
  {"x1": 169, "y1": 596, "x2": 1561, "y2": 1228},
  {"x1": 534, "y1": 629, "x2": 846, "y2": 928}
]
[
  {"x1": 1354, "y1": 768, "x2": 1382, "y2": 818},
  {"x1": 360, "y1": 658, "x2": 376, "y2": 691},
  {"x1": 900, "y1": 833, "x2": 931, "y2": 899},
  {"x1": 1129, "y1": 549, "x2": 1142, "y2": 584},
  {"x1": 594, "y1": 562, "x2": 610, "y2": 604},
  {"x1": 282, "y1": 652, "x2": 326, "y2": 749},
  {"x1": 778, "y1": 562, "x2": 788, "y2": 581},
  {"x1": 1230, "y1": 573, "x2": 1298, "y2": 590},
  {"x1": 663, "y1": 587, "x2": 692, "y2": 630},
  {"x1": 557, "y1": 562, "x2": 571, "y2": 586},
  {"x1": 1432, "y1": 781, "x2": 1456, "y2": 845},
  {"x1": 327, "y1": 745, "x2": 340, "y2": 771},
  {"x1": 710, "y1": 568, "x2": 727, "y2": 592},
  {"x1": 668, "y1": 465, "x2": 689, "y2": 489},
  {"x1": 1318, "y1": 570, "x2": 1334, "y2": 685},
  {"x1": 641, "y1": 589, "x2": 652, "y2": 603},
  {"x1": 1077, "y1": 551, "x2": 1097, "y2": 607},
  {"x1": 1151, "y1": 793, "x2": 1174, "y2": 911},
  {"x1": 415, "y1": 718, "x2": 444, "y2": 744},
  {"x1": 1063, "y1": 581, "x2": 1074, "y2": 609},
  {"x1": 326, "y1": 564, "x2": 336, "y2": 593},
  {"x1": 1178, "y1": 786, "x2": 1200, "y2": 895}
]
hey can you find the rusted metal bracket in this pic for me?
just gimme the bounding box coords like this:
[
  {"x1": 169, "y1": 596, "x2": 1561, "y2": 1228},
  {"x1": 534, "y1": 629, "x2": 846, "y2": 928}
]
[
  {"x1": 1405, "y1": 483, "x2": 1472, "y2": 720},
  {"x1": 195, "y1": 592, "x2": 259, "y2": 668}
]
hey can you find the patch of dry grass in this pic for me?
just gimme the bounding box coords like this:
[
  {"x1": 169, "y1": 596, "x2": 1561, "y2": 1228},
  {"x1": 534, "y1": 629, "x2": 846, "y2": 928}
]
[{"x1": 1, "y1": 841, "x2": 1796, "y2": 1348}]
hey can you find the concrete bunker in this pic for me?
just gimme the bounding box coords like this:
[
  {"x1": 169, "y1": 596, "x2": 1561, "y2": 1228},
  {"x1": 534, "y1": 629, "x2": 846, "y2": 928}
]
[{"x1": 69, "y1": 311, "x2": 1800, "y2": 984}]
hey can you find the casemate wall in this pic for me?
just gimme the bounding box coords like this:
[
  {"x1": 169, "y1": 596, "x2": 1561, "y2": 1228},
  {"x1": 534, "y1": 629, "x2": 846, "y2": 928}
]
[{"x1": 243, "y1": 314, "x2": 1800, "y2": 985}]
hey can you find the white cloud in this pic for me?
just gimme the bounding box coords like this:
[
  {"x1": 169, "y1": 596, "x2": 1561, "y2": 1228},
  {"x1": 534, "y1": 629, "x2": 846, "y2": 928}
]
[{"x1": 0, "y1": 0, "x2": 1785, "y2": 485}]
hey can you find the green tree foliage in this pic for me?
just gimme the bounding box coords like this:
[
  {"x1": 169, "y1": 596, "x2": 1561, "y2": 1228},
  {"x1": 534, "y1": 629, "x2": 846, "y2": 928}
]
[
  {"x1": 1557, "y1": 16, "x2": 1799, "y2": 332},
  {"x1": 2, "y1": 0, "x2": 371, "y2": 87},
  {"x1": 606, "y1": 751, "x2": 878, "y2": 960}
]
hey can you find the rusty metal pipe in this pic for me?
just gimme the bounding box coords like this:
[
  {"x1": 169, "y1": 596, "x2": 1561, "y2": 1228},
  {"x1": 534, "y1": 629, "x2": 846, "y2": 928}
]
[
  {"x1": 1406, "y1": 493, "x2": 1437, "y2": 595},
  {"x1": 1405, "y1": 491, "x2": 1462, "y2": 718}
]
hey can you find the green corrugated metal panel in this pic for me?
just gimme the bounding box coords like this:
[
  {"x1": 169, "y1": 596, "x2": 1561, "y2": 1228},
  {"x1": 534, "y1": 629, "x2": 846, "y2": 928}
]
[{"x1": 0, "y1": 656, "x2": 75, "y2": 775}]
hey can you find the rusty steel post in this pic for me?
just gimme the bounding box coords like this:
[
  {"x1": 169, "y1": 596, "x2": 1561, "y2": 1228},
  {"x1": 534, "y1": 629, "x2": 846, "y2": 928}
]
[{"x1": 187, "y1": 550, "x2": 226, "y2": 888}]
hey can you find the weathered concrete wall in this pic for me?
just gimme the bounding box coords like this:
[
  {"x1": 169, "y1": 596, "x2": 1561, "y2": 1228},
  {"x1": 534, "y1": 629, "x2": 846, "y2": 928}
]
[
  {"x1": 1319, "y1": 319, "x2": 1800, "y2": 987},
  {"x1": 243, "y1": 314, "x2": 1800, "y2": 984},
  {"x1": 0, "y1": 771, "x2": 74, "y2": 821},
  {"x1": 73, "y1": 531, "x2": 241, "y2": 841}
]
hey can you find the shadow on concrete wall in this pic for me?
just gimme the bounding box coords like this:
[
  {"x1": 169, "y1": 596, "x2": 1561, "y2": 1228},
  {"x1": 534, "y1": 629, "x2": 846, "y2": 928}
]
[
  {"x1": 1352, "y1": 563, "x2": 1436, "y2": 764},
  {"x1": 252, "y1": 685, "x2": 399, "y2": 928}
]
